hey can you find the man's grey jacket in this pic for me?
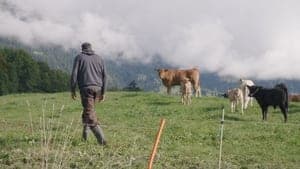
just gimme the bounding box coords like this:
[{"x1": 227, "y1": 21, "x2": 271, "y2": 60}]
[{"x1": 71, "y1": 50, "x2": 106, "y2": 95}]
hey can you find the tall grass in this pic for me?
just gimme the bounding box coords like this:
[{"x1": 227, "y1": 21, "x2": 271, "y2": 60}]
[{"x1": 0, "y1": 91, "x2": 300, "y2": 168}]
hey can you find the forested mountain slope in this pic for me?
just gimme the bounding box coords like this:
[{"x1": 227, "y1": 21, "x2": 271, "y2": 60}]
[{"x1": 0, "y1": 47, "x2": 69, "y2": 95}]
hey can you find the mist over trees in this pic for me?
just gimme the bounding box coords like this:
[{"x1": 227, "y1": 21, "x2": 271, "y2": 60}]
[
  {"x1": 0, "y1": 48, "x2": 69, "y2": 95},
  {"x1": 1, "y1": 38, "x2": 300, "y2": 95}
]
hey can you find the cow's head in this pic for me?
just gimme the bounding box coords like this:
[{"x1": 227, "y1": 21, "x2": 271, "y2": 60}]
[
  {"x1": 247, "y1": 85, "x2": 262, "y2": 97},
  {"x1": 155, "y1": 69, "x2": 168, "y2": 79},
  {"x1": 182, "y1": 77, "x2": 190, "y2": 83},
  {"x1": 222, "y1": 93, "x2": 229, "y2": 98}
]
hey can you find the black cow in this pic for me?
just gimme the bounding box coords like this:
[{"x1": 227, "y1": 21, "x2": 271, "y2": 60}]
[{"x1": 247, "y1": 84, "x2": 288, "y2": 122}]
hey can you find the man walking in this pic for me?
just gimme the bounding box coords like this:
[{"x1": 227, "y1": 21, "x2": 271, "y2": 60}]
[{"x1": 71, "y1": 42, "x2": 107, "y2": 145}]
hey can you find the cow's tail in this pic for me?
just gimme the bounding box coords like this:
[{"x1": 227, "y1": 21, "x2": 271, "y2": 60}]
[
  {"x1": 285, "y1": 87, "x2": 289, "y2": 112},
  {"x1": 283, "y1": 85, "x2": 288, "y2": 112},
  {"x1": 277, "y1": 83, "x2": 289, "y2": 112}
]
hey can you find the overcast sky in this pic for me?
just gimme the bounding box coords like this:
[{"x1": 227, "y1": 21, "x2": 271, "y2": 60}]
[{"x1": 1, "y1": 0, "x2": 300, "y2": 79}]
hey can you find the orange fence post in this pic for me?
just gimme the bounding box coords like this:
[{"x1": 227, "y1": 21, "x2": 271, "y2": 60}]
[{"x1": 148, "y1": 118, "x2": 166, "y2": 169}]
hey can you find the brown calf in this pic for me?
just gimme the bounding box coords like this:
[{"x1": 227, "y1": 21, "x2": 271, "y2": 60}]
[
  {"x1": 227, "y1": 88, "x2": 244, "y2": 114},
  {"x1": 181, "y1": 78, "x2": 192, "y2": 105}
]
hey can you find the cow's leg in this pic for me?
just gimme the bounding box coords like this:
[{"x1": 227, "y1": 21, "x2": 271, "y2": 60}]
[
  {"x1": 264, "y1": 111, "x2": 267, "y2": 121},
  {"x1": 185, "y1": 95, "x2": 189, "y2": 105},
  {"x1": 231, "y1": 102, "x2": 234, "y2": 113},
  {"x1": 193, "y1": 85, "x2": 197, "y2": 97},
  {"x1": 234, "y1": 101, "x2": 238, "y2": 112},
  {"x1": 240, "y1": 98, "x2": 244, "y2": 114},
  {"x1": 279, "y1": 105, "x2": 288, "y2": 123},
  {"x1": 244, "y1": 96, "x2": 250, "y2": 109},
  {"x1": 261, "y1": 110, "x2": 266, "y2": 121},
  {"x1": 197, "y1": 86, "x2": 201, "y2": 97},
  {"x1": 193, "y1": 85, "x2": 201, "y2": 97},
  {"x1": 235, "y1": 99, "x2": 239, "y2": 111},
  {"x1": 264, "y1": 107, "x2": 268, "y2": 121},
  {"x1": 167, "y1": 87, "x2": 171, "y2": 95},
  {"x1": 242, "y1": 91, "x2": 246, "y2": 109},
  {"x1": 261, "y1": 107, "x2": 268, "y2": 121}
]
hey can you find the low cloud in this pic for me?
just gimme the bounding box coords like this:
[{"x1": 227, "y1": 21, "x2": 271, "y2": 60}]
[
  {"x1": 1, "y1": 0, "x2": 300, "y2": 79},
  {"x1": 0, "y1": 1, "x2": 142, "y2": 59}
]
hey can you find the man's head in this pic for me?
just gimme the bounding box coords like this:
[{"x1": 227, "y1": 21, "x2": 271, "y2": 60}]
[
  {"x1": 81, "y1": 42, "x2": 94, "y2": 55},
  {"x1": 81, "y1": 42, "x2": 92, "y2": 51}
]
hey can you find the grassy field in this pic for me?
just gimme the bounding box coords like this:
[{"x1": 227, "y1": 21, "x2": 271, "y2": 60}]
[{"x1": 0, "y1": 91, "x2": 300, "y2": 169}]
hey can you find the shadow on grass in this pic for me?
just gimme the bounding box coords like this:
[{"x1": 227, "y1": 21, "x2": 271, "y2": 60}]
[
  {"x1": 250, "y1": 103, "x2": 300, "y2": 115},
  {"x1": 147, "y1": 101, "x2": 172, "y2": 106},
  {"x1": 120, "y1": 93, "x2": 140, "y2": 98},
  {"x1": 287, "y1": 104, "x2": 300, "y2": 114},
  {"x1": 259, "y1": 107, "x2": 299, "y2": 115},
  {"x1": 208, "y1": 113, "x2": 246, "y2": 122},
  {"x1": 224, "y1": 115, "x2": 246, "y2": 122},
  {"x1": 202, "y1": 106, "x2": 224, "y2": 112}
]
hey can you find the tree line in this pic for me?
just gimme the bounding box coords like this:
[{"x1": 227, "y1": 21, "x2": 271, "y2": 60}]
[{"x1": 0, "y1": 48, "x2": 69, "y2": 95}]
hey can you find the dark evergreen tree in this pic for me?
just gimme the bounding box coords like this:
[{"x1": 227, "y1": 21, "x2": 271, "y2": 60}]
[
  {"x1": 37, "y1": 61, "x2": 52, "y2": 92},
  {"x1": 0, "y1": 51, "x2": 9, "y2": 95},
  {"x1": 0, "y1": 47, "x2": 69, "y2": 95}
]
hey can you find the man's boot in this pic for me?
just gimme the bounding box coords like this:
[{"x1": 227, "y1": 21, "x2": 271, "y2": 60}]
[{"x1": 91, "y1": 125, "x2": 106, "y2": 145}]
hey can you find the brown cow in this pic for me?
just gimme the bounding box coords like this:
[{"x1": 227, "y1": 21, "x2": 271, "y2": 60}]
[
  {"x1": 288, "y1": 94, "x2": 300, "y2": 102},
  {"x1": 156, "y1": 68, "x2": 201, "y2": 97}
]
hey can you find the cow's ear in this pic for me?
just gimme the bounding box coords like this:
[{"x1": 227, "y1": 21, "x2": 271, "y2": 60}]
[{"x1": 155, "y1": 68, "x2": 160, "y2": 72}]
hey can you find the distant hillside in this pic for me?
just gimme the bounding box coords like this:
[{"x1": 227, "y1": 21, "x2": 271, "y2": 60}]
[
  {"x1": 0, "y1": 47, "x2": 69, "y2": 95},
  {"x1": 1, "y1": 37, "x2": 300, "y2": 94}
]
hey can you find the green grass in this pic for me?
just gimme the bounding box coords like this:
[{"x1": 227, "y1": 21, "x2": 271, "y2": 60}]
[{"x1": 0, "y1": 91, "x2": 300, "y2": 169}]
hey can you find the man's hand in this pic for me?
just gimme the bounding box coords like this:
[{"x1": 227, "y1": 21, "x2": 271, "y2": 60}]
[
  {"x1": 71, "y1": 92, "x2": 77, "y2": 100},
  {"x1": 99, "y1": 95, "x2": 105, "y2": 102}
]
